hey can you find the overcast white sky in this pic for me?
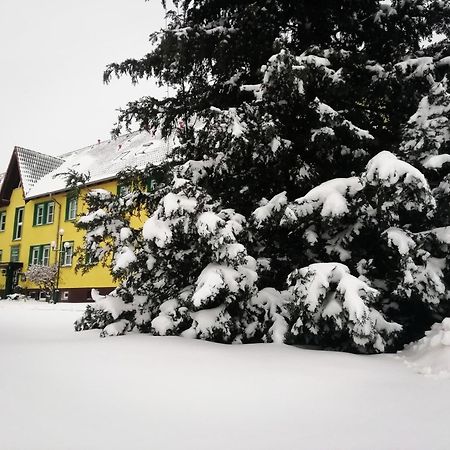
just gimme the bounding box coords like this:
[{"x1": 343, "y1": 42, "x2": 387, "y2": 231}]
[{"x1": 0, "y1": 0, "x2": 165, "y2": 172}]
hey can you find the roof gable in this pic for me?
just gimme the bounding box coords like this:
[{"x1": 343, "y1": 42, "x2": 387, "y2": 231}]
[
  {"x1": 16, "y1": 147, "x2": 63, "y2": 195},
  {"x1": 0, "y1": 147, "x2": 64, "y2": 206}
]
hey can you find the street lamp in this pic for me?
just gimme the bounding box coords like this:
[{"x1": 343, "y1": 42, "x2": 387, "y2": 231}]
[{"x1": 52, "y1": 228, "x2": 64, "y2": 303}]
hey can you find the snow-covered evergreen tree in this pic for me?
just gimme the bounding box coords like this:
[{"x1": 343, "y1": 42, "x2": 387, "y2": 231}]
[{"x1": 75, "y1": 0, "x2": 450, "y2": 352}]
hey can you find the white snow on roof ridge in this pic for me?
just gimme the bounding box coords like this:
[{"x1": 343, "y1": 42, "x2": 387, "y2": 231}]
[{"x1": 26, "y1": 130, "x2": 171, "y2": 199}]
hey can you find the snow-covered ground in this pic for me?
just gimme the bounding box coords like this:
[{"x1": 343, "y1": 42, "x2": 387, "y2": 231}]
[{"x1": 0, "y1": 300, "x2": 449, "y2": 450}]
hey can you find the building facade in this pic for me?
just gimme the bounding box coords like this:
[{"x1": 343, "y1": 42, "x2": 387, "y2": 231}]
[{"x1": 0, "y1": 131, "x2": 167, "y2": 301}]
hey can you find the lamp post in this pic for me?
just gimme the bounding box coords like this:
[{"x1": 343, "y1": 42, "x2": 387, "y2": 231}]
[{"x1": 52, "y1": 228, "x2": 64, "y2": 303}]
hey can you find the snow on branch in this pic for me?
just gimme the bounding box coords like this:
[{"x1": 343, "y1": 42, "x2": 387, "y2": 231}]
[
  {"x1": 292, "y1": 177, "x2": 363, "y2": 218},
  {"x1": 287, "y1": 263, "x2": 401, "y2": 352},
  {"x1": 364, "y1": 151, "x2": 429, "y2": 187}
]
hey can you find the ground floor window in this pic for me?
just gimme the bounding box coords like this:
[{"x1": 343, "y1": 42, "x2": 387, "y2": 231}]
[
  {"x1": 62, "y1": 242, "x2": 74, "y2": 267},
  {"x1": 29, "y1": 245, "x2": 51, "y2": 266},
  {"x1": 10, "y1": 245, "x2": 20, "y2": 262}
]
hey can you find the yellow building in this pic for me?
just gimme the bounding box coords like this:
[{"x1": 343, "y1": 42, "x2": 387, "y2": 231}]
[{"x1": 0, "y1": 131, "x2": 167, "y2": 301}]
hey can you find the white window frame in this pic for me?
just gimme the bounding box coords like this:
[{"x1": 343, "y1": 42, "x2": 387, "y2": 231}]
[
  {"x1": 14, "y1": 207, "x2": 24, "y2": 240},
  {"x1": 31, "y1": 247, "x2": 40, "y2": 265},
  {"x1": 62, "y1": 291, "x2": 69, "y2": 301},
  {"x1": 67, "y1": 198, "x2": 77, "y2": 221},
  {"x1": 42, "y1": 245, "x2": 51, "y2": 266},
  {"x1": 36, "y1": 204, "x2": 44, "y2": 226},
  {"x1": 62, "y1": 242, "x2": 74, "y2": 267},
  {"x1": 46, "y1": 202, "x2": 54, "y2": 224}
]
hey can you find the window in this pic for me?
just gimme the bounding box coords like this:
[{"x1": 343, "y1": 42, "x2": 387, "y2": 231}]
[
  {"x1": 65, "y1": 196, "x2": 77, "y2": 221},
  {"x1": 33, "y1": 201, "x2": 54, "y2": 226},
  {"x1": 46, "y1": 202, "x2": 54, "y2": 224},
  {"x1": 62, "y1": 291, "x2": 69, "y2": 301},
  {"x1": 14, "y1": 208, "x2": 24, "y2": 239},
  {"x1": 30, "y1": 246, "x2": 40, "y2": 265},
  {"x1": 146, "y1": 178, "x2": 156, "y2": 192},
  {"x1": 0, "y1": 211, "x2": 6, "y2": 232},
  {"x1": 13, "y1": 207, "x2": 24, "y2": 240},
  {"x1": 117, "y1": 184, "x2": 131, "y2": 196},
  {"x1": 10, "y1": 245, "x2": 20, "y2": 262},
  {"x1": 86, "y1": 250, "x2": 99, "y2": 266},
  {"x1": 29, "y1": 244, "x2": 51, "y2": 266},
  {"x1": 62, "y1": 241, "x2": 74, "y2": 266},
  {"x1": 0, "y1": 250, "x2": 3, "y2": 262},
  {"x1": 36, "y1": 204, "x2": 44, "y2": 225},
  {"x1": 42, "y1": 246, "x2": 51, "y2": 266}
]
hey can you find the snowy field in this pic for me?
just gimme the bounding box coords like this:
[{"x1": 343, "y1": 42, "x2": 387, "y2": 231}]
[{"x1": 0, "y1": 300, "x2": 449, "y2": 450}]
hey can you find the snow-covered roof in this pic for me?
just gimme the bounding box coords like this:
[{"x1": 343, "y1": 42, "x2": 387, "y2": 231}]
[
  {"x1": 16, "y1": 147, "x2": 64, "y2": 196},
  {"x1": 26, "y1": 131, "x2": 170, "y2": 199},
  {"x1": 0, "y1": 147, "x2": 65, "y2": 206}
]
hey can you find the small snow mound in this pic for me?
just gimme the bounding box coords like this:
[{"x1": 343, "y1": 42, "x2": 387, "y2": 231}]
[{"x1": 400, "y1": 318, "x2": 450, "y2": 378}]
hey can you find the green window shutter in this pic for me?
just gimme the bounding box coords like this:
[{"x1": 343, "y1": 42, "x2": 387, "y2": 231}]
[
  {"x1": 33, "y1": 205, "x2": 37, "y2": 226},
  {"x1": 65, "y1": 197, "x2": 70, "y2": 220},
  {"x1": 43, "y1": 203, "x2": 47, "y2": 224},
  {"x1": 39, "y1": 245, "x2": 43, "y2": 264}
]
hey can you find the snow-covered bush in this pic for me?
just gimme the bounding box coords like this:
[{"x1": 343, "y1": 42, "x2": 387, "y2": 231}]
[
  {"x1": 286, "y1": 263, "x2": 401, "y2": 352},
  {"x1": 74, "y1": 305, "x2": 114, "y2": 332},
  {"x1": 76, "y1": 176, "x2": 260, "y2": 343},
  {"x1": 246, "y1": 288, "x2": 291, "y2": 344},
  {"x1": 252, "y1": 149, "x2": 449, "y2": 346},
  {"x1": 25, "y1": 265, "x2": 58, "y2": 298},
  {"x1": 74, "y1": 289, "x2": 135, "y2": 335}
]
